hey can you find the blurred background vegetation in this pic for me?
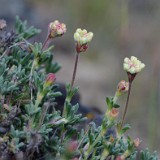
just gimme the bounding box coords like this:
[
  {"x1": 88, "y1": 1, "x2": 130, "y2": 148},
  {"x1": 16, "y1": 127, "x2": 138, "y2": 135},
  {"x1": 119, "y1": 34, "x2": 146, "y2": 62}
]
[{"x1": 1, "y1": 0, "x2": 160, "y2": 153}]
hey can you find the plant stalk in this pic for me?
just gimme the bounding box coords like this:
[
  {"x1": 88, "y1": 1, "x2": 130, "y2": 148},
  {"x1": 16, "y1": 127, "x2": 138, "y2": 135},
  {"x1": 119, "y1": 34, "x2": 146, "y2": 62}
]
[
  {"x1": 29, "y1": 60, "x2": 36, "y2": 103},
  {"x1": 37, "y1": 103, "x2": 49, "y2": 130},
  {"x1": 70, "y1": 52, "x2": 79, "y2": 90},
  {"x1": 121, "y1": 82, "x2": 132, "y2": 128},
  {"x1": 84, "y1": 134, "x2": 101, "y2": 160},
  {"x1": 42, "y1": 36, "x2": 50, "y2": 50},
  {"x1": 100, "y1": 149, "x2": 109, "y2": 160},
  {"x1": 84, "y1": 127, "x2": 105, "y2": 160}
]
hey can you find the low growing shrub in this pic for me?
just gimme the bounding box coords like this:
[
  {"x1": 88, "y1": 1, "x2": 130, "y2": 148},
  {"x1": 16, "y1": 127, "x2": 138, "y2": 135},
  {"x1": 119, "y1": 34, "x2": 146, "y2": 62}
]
[{"x1": 0, "y1": 17, "x2": 158, "y2": 160}]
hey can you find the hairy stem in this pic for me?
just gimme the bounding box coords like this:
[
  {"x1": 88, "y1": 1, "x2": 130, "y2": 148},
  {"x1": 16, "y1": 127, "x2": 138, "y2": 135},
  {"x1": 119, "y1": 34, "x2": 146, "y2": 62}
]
[
  {"x1": 29, "y1": 60, "x2": 37, "y2": 103},
  {"x1": 84, "y1": 134, "x2": 101, "y2": 160},
  {"x1": 100, "y1": 149, "x2": 109, "y2": 160},
  {"x1": 37, "y1": 103, "x2": 49, "y2": 130},
  {"x1": 84, "y1": 126, "x2": 105, "y2": 160}
]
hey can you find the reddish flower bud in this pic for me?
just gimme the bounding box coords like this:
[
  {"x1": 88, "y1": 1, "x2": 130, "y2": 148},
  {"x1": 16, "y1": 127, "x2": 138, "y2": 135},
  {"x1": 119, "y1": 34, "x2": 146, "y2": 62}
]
[
  {"x1": 113, "y1": 80, "x2": 129, "y2": 104},
  {"x1": 109, "y1": 108, "x2": 119, "y2": 118},
  {"x1": 45, "y1": 73, "x2": 56, "y2": 86},
  {"x1": 117, "y1": 80, "x2": 129, "y2": 95}
]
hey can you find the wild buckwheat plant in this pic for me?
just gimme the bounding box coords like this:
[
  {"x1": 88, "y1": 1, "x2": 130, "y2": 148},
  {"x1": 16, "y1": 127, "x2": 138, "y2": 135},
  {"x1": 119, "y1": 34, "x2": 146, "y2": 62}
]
[{"x1": 0, "y1": 17, "x2": 158, "y2": 160}]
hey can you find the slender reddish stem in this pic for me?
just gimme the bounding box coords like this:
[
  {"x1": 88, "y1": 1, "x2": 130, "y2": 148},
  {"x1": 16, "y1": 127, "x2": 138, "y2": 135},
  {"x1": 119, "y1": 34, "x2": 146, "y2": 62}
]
[
  {"x1": 70, "y1": 52, "x2": 79, "y2": 90},
  {"x1": 42, "y1": 36, "x2": 50, "y2": 50},
  {"x1": 62, "y1": 52, "x2": 79, "y2": 117},
  {"x1": 121, "y1": 82, "x2": 132, "y2": 128}
]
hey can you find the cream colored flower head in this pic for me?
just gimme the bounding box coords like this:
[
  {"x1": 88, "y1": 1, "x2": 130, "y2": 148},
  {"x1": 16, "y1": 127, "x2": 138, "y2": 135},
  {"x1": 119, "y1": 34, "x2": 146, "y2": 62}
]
[
  {"x1": 74, "y1": 28, "x2": 93, "y2": 45},
  {"x1": 49, "y1": 20, "x2": 66, "y2": 38},
  {"x1": 123, "y1": 56, "x2": 145, "y2": 74}
]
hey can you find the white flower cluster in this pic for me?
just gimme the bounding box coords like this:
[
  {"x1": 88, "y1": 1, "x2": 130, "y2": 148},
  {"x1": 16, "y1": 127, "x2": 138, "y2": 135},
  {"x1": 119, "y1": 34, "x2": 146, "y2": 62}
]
[
  {"x1": 74, "y1": 28, "x2": 93, "y2": 45},
  {"x1": 123, "y1": 56, "x2": 145, "y2": 74},
  {"x1": 49, "y1": 20, "x2": 66, "y2": 38}
]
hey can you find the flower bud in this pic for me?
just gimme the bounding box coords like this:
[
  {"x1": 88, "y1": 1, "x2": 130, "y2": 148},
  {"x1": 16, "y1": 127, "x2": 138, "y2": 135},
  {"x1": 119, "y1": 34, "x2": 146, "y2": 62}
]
[
  {"x1": 44, "y1": 73, "x2": 56, "y2": 87},
  {"x1": 48, "y1": 20, "x2": 66, "y2": 38},
  {"x1": 117, "y1": 80, "x2": 129, "y2": 96},
  {"x1": 123, "y1": 56, "x2": 145, "y2": 74},
  {"x1": 109, "y1": 108, "x2": 119, "y2": 119},
  {"x1": 74, "y1": 28, "x2": 93, "y2": 45},
  {"x1": 114, "y1": 80, "x2": 127, "y2": 105},
  {"x1": 74, "y1": 28, "x2": 93, "y2": 53},
  {"x1": 133, "y1": 138, "x2": 141, "y2": 147}
]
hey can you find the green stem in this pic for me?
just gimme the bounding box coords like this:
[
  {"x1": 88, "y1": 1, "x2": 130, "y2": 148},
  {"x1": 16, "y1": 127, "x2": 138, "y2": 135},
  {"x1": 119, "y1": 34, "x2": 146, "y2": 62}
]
[
  {"x1": 29, "y1": 60, "x2": 36, "y2": 103},
  {"x1": 34, "y1": 92, "x2": 43, "y2": 109},
  {"x1": 121, "y1": 82, "x2": 132, "y2": 128},
  {"x1": 91, "y1": 149, "x2": 96, "y2": 159},
  {"x1": 37, "y1": 103, "x2": 49, "y2": 130},
  {"x1": 62, "y1": 100, "x2": 68, "y2": 118},
  {"x1": 84, "y1": 130, "x2": 103, "y2": 160},
  {"x1": 76, "y1": 127, "x2": 90, "y2": 151},
  {"x1": 31, "y1": 92, "x2": 44, "y2": 128},
  {"x1": 100, "y1": 149, "x2": 109, "y2": 160}
]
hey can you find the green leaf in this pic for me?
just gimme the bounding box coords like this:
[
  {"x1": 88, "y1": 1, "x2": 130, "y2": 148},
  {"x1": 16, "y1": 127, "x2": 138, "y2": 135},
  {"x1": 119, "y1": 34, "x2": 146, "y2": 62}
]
[
  {"x1": 121, "y1": 124, "x2": 131, "y2": 134},
  {"x1": 106, "y1": 97, "x2": 113, "y2": 109},
  {"x1": 15, "y1": 16, "x2": 41, "y2": 40},
  {"x1": 113, "y1": 103, "x2": 120, "y2": 108}
]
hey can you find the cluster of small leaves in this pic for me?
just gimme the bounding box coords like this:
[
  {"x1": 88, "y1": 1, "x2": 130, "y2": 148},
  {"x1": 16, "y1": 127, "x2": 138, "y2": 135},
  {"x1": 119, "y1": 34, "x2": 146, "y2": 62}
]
[
  {"x1": 140, "y1": 149, "x2": 158, "y2": 160},
  {"x1": 15, "y1": 16, "x2": 41, "y2": 40},
  {"x1": 0, "y1": 17, "x2": 64, "y2": 159},
  {"x1": 0, "y1": 17, "x2": 158, "y2": 160}
]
